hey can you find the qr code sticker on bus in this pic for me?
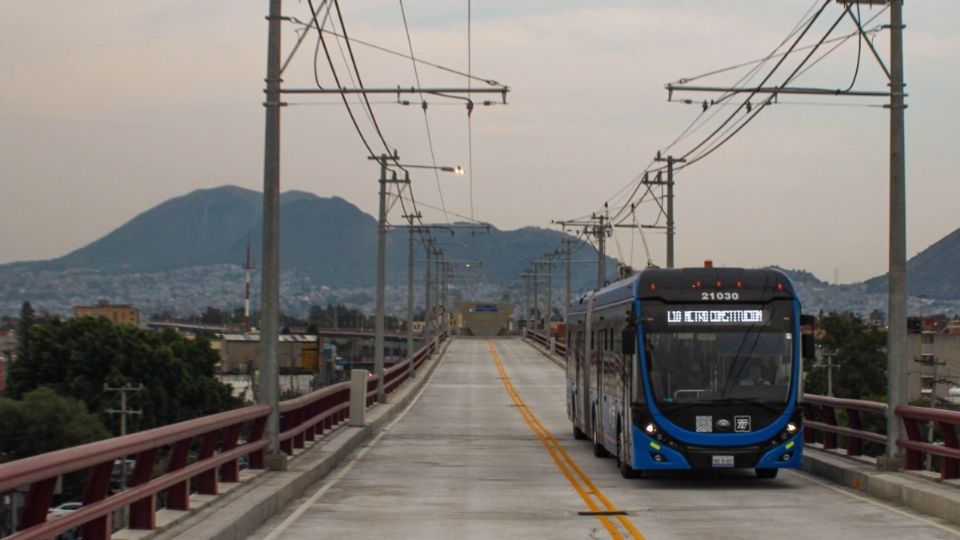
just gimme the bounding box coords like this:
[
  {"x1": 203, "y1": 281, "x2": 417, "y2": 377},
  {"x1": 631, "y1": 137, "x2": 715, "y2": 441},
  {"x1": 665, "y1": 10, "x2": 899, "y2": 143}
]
[{"x1": 696, "y1": 416, "x2": 713, "y2": 433}]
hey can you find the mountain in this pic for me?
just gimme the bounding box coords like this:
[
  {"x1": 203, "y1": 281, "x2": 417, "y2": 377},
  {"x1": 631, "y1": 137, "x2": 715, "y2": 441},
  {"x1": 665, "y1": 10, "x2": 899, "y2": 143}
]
[
  {"x1": 35, "y1": 185, "x2": 263, "y2": 272},
  {"x1": 863, "y1": 227, "x2": 960, "y2": 299},
  {"x1": 14, "y1": 184, "x2": 955, "y2": 318},
  {"x1": 0, "y1": 186, "x2": 613, "y2": 315}
]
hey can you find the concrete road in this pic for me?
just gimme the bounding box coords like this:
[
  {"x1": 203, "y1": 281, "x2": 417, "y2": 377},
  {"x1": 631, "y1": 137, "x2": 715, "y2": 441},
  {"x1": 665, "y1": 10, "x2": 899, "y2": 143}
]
[{"x1": 247, "y1": 337, "x2": 960, "y2": 539}]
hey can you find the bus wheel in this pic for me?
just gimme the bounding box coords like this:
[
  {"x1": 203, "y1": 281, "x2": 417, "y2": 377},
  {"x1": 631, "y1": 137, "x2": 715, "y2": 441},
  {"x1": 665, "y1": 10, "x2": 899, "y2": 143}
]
[
  {"x1": 573, "y1": 424, "x2": 588, "y2": 440},
  {"x1": 593, "y1": 432, "x2": 609, "y2": 458},
  {"x1": 618, "y1": 430, "x2": 641, "y2": 479},
  {"x1": 755, "y1": 468, "x2": 779, "y2": 479}
]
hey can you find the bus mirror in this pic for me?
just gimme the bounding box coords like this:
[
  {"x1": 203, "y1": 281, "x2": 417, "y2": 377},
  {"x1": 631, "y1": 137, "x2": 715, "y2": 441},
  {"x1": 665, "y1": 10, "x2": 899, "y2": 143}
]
[
  {"x1": 801, "y1": 334, "x2": 815, "y2": 359},
  {"x1": 622, "y1": 329, "x2": 636, "y2": 356}
]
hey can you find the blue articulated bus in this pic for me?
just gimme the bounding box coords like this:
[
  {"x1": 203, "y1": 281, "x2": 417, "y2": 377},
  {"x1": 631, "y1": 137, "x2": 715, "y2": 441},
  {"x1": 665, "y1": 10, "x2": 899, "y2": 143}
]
[{"x1": 566, "y1": 265, "x2": 815, "y2": 479}]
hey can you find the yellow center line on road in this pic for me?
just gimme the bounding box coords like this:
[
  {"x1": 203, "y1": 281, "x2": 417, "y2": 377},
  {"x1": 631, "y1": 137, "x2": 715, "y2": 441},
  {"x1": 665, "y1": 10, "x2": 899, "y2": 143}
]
[{"x1": 486, "y1": 340, "x2": 645, "y2": 540}]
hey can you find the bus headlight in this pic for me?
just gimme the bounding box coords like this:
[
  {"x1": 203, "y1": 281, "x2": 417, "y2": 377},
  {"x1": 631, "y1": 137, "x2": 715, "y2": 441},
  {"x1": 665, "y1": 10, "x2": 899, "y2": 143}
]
[
  {"x1": 644, "y1": 423, "x2": 658, "y2": 435},
  {"x1": 786, "y1": 423, "x2": 798, "y2": 435}
]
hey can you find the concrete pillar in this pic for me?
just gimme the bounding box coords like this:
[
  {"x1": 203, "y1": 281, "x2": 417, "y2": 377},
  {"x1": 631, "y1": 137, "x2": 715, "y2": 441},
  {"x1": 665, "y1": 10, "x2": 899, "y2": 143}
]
[{"x1": 350, "y1": 369, "x2": 369, "y2": 427}]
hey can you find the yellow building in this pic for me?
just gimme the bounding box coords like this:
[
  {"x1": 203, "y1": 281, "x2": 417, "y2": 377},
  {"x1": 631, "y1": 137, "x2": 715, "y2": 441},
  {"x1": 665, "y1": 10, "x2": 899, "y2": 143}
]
[
  {"x1": 217, "y1": 334, "x2": 320, "y2": 374},
  {"x1": 74, "y1": 300, "x2": 140, "y2": 326}
]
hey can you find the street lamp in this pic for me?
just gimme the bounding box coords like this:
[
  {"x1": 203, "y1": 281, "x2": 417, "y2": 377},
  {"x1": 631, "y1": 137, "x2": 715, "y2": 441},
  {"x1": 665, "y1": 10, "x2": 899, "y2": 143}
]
[{"x1": 370, "y1": 155, "x2": 463, "y2": 402}]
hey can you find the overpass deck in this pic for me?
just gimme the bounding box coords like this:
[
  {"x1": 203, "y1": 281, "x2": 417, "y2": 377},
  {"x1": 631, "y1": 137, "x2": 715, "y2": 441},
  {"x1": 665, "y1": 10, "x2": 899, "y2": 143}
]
[{"x1": 242, "y1": 338, "x2": 960, "y2": 539}]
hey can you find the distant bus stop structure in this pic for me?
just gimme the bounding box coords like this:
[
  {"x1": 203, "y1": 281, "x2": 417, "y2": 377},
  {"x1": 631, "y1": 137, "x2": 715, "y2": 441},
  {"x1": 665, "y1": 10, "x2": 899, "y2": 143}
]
[{"x1": 456, "y1": 302, "x2": 515, "y2": 337}]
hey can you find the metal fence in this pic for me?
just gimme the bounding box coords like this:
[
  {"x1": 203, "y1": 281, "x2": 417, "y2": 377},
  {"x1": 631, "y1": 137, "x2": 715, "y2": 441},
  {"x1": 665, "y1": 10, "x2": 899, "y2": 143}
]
[{"x1": 0, "y1": 332, "x2": 446, "y2": 540}]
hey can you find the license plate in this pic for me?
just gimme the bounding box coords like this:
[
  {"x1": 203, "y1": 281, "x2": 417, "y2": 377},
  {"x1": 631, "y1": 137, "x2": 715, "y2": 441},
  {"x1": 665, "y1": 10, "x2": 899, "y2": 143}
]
[{"x1": 712, "y1": 455, "x2": 735, "y2": 468}]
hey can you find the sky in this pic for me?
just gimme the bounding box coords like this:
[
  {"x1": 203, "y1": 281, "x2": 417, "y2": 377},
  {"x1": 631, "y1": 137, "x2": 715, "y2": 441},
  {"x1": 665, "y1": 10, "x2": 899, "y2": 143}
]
[{"x1": 1, "y1": 1, "x2": 958, "y2": 284}]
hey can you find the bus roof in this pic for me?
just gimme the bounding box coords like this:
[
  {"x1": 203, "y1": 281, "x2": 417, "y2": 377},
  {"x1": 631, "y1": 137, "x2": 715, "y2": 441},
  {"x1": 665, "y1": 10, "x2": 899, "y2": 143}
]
[{"x1": 569, "y1": 267, "x2": 797, "y2": 314}]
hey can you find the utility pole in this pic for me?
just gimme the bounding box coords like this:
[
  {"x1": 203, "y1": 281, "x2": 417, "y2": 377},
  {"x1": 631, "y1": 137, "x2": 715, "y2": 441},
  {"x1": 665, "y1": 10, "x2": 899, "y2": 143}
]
[
  {"x1": 595, "y1": 217, "x2": 607, "y2": 288},
  {"x1": 104, "y1": 383, "x2": 144, "y2": 490},
  {"x1": 243, "y1": 241, "x2": 254, "y2": 334},
  {"x1": 652, "y1": 153, "x2": 686, "y2": 268},
  {"x1": 886, "y1": 0, "x2": 908, "y2": 467},
  {"x1": 259, "y1": 0, "x2": 283, "y2": 466},
  {"x1": 441, "y1": 262, "x2": 450, "y2": 331},
  {"x1": 545, "y1": 259, "x2": 553, "y2": 333},
  {"x1": 424, "y1": 241, "x2": 432, "y2": 333},
  {"x1": 404, "y1": 209, "x2": 420, "y2": 379},
  {"x1": 553, "y1": 218, "x2": 612, "y2": 291},
  {"x1": 817, "y1": 348, "x2": 839, "y2": 397},
  {"x1": 104, "y1": 383, "x2": 144, "y2": 439},
  {"x1": 665, "y1": 0, "x2": 906, "y2": 464},
  {"x1": 532, "y1": 265, "x2": 540, "y2": 329},
  {"x1": 370, "y1": 152, "x2": 404, "y2": 404},
  {"x1": 523, "y1": 275, "x2": 531, "y2": 331},
  {"x1": 433, "y1": 248, "x2": 443, "y2": 328},
  {"x1": 914, "y1": 331, "x2": 943, "y2": 470},
  {"x1": 563, "y1": 239, "x2": 576, "y2": 319}
]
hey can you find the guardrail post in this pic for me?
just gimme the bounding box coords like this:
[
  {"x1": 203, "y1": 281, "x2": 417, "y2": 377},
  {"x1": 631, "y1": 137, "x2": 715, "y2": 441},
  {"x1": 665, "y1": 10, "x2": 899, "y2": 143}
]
[
  {"x1": 248, "y1": 416, "x2": 267, "y2": 470},
  {"x1": 80, "y1": 460, "x2": 114, "y2": 540},
  {"x1": 130, "y1": 448, "x2": 159, "y2": 529},
  {"x1": 166, "y1": 438, "x2": 193, "y2": 510},
  {"x1": 219, "y1": 424, "x2": 242, "y2": 484},
  {"x1": 303, "y1": 402, "x2": 321, "y2": 442},
  {"x1": 823, "y1": 405, "x2": 838, "y2": 450},
  {"x1": 802, "y1": 402, "x2": 816, "y2": 444},
  {"x1": 901, "y1": 415, "x2": 923, "y2": 470},
  {"x1": 279, "y1": 411, "x2": 294, "y2": 456},
  {"x1": 939, "y1": 421, "x2": 959, "y2": 479},
  {"x1": 847, "y1": 409, "x2": 863, "y2": 456},
  {"x1": 549, "y1": 337, "x2": 556, "y2": 353},
  {"x1": 293, "y1": 408, "x2": 306, "y2": 450},
  {"x1": 19, "y1": 476, "x2": 57, "y2": 530},
  {"x1": 197, "y1": 431, "x2": 220, "y2": 495},
  {"x1": 350, "y1": 369, "x2": 369, "y2": 427}
]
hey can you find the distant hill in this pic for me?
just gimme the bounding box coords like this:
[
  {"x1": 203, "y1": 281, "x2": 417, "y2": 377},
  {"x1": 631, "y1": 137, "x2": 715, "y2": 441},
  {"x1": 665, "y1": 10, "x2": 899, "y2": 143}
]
[
  {"x1": 35, "y1": 185, "x2": 262, "y2": 272},
  {"x1": 864, "y1": 227, "x2": 960, "y2": 299},
  {"x1": 1, "y1": 185, "x2": 611, "y2": 290},
  {"x1": 7, "y1": 185, "x2": 957, "y2": 317}
]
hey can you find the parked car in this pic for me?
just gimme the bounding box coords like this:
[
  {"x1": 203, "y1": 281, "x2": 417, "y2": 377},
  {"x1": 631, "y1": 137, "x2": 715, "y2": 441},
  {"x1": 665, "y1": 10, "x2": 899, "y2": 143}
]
[{"x1": 48, "y1": 502, "x2": 82, "y2": 517}]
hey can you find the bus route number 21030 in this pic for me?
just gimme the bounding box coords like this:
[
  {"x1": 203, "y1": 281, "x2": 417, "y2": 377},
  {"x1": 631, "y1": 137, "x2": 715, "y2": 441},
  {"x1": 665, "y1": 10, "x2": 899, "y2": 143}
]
[{"x1": 701, "y1": 291, "x2": 740, "y2": 301}]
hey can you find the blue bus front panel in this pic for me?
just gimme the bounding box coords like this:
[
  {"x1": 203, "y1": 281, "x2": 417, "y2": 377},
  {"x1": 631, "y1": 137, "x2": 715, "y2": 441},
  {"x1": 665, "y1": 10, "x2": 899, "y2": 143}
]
[{"x1": 627, "y1": 422, "x2": 803, "y2": 472}]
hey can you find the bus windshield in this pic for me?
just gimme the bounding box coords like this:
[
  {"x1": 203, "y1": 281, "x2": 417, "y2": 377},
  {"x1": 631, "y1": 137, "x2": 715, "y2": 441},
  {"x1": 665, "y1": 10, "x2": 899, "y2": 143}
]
[{"x1": 642, "y1": 301, "x2": 795, "y2": 406}]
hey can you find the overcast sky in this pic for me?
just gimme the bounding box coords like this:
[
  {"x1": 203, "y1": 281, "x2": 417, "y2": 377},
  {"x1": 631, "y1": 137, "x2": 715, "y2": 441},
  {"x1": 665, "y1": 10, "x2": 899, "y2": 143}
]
[{"x1": 2, "y1": 1, "x2": 958, "y2": 284}]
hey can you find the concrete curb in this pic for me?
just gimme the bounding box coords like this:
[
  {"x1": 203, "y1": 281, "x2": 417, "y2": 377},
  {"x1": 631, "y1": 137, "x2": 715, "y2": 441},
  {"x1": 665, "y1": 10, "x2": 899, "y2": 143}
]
[
  {"x1": 141, "y1": 339, "x2": 452, "y2": 540},
  {"x1": 802, "y1": 447, "x2": 960, "y2": 527}
]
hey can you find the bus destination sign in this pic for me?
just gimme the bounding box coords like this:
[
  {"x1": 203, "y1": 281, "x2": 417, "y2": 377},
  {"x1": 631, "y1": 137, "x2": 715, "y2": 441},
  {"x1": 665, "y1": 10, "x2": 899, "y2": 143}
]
[{"x1": 666, "y1": 309, "x2": 764, "y2": 325}]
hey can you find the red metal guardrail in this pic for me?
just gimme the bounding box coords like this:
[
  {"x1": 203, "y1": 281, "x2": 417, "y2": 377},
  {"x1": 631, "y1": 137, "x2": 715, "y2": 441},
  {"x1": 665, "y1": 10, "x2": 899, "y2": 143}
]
[
  {"x1": 897, "y1": 405, "x2": 960, "y2": 479},
  {"x1": 803, "y1": 394, "x2": 960, "y2": 481},
  {"x1": 527, "y1": 330, "x2": 566, "y2": 356},
  {"x1": 802, "y1": 394, "x2": 888, "y2": 457},
  {"x1": 0, "y1": 332, "x2": 446, "y2": 540}
]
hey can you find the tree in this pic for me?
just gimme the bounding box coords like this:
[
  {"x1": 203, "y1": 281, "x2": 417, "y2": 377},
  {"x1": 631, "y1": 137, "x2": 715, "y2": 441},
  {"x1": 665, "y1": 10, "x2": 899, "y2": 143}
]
[
  {"x1": 7, "y1": 317, "x2": 241, "y2": 432},
  {"x1": 804, "y1": 312, "x2": 887, "y2": 401},
  {"x1": 0, "y1": 387, "x2": 110, "y2": 463}
]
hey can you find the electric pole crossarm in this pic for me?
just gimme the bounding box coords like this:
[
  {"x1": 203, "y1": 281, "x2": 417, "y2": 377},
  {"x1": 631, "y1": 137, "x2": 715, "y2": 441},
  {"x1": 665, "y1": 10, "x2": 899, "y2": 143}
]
[
  {"x1": 665, "y1": 84, "x2": 895, "y2": 98},
  {"x1": 281, "y1": 86, "x2": 510, "y2": 101}
]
